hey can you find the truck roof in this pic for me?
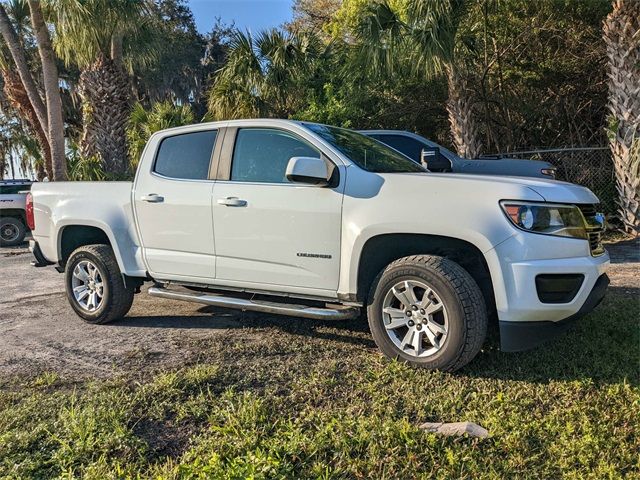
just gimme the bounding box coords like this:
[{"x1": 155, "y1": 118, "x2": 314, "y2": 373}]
[
  {"x1": 0, "y1": 179, "x2": 32, "y2": 185},
  {"x1": 154, "y1": 118, "x2": 309, "y2": 136}
]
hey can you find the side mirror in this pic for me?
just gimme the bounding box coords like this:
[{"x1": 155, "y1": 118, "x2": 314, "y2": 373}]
[
  {"x1": 421, "y1": 147, "x2": 452, "y2": 172},
  {"x1": 286, "y1": 156, "x2": 330, "y2": 186}
]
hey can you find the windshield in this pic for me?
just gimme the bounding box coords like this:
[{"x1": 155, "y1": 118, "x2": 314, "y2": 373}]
[{"x1": 303, "y1": 123, "x2": 425, "y2": 173}]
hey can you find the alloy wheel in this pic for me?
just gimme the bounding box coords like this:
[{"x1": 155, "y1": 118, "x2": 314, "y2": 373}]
[
  {"x1": 71, "y1": 260, "x2": 105, "y2": 312},
  {"x1": 381, "y1": 279, "x2": 449, "y2": 358}
]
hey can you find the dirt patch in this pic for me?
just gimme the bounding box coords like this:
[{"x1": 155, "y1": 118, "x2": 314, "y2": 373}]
[{"x1": 133, "y1": 416, "x2": 201, "y2": 460}]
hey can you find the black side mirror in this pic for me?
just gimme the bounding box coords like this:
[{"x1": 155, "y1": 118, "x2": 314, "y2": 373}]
[{"x1": 421, "y1": 147, "x2": 452, "y2": 172}]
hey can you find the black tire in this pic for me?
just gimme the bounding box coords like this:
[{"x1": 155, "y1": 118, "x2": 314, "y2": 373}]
[
  {"x1": 367, "y1": 255, "x2": 487, "y2": 372},
  {"x1": 65, "y1": 244, "x2": 134, "y2": 324},
  {"x1": 0, "y1": 217, "x2": 26, "y2": 246}
]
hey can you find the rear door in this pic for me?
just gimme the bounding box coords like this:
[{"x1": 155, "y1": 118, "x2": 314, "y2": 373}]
[{"x1": 134, "y1": 128, "x2": 220, "y2": 280}]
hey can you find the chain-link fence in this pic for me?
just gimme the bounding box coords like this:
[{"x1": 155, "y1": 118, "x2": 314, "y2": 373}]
[{"x1": 499, "y1": 147, "x2": 616, "y2": 215}]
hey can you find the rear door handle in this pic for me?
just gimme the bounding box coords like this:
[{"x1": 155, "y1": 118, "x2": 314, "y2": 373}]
[
  {"x1": 141, "y1": 194, "x2": 164, "y2": 203},
  {"x1": 217, "y1": 197, "x2": 247, "y2": 207}
]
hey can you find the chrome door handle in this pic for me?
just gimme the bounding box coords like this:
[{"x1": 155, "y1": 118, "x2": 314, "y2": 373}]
[
  {"x1": 141, "y1": 194, "x2": 164, "y2": 203},
  {"x1": 217, "y1": 197, "x2": 247, "y2": 207}
]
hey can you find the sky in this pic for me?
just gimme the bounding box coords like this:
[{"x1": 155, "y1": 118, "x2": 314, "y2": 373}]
[{"x1": 187, "y1": 0, "x2": 294, "y2": 33}]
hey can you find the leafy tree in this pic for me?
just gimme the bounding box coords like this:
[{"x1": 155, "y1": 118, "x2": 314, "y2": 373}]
[
  {"x1": 50, "y1": 0, "x2": 158, "y2": 176},
  {"x1": 286, "y1": 0, "x2": 342, "y2": 38},
  {"x1": 468, "y1": 0, "x2": 611, "y2": 152},
  {"x1": 208, "y1": 29, "x2": 323, "y2": 120},
  {"x1": 353, "y1": 0, "x2": 482, "y2": 158},
  {"x1": 127, "y1": 100, "x2": 194, "y2": 169},
  {"x1": 0, "y1": 0, "x2": 67, "y2": 180},
  {"x1": 135, "y1": 0, "x2": 205, "y2": 105},
  {"x1": 603, "y1": 0, "x2": 639, "y2": 235}
]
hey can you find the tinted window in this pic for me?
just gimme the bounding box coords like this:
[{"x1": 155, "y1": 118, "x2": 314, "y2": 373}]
[
  {"x1": 231, "y1": 128, "x2": 319, "y2": 183},
  {"x1": 370, "y1": 134, "x2": 423, "y2": 163},
  {"x1": 154, "y1": 130, "x2": 217, "y2": 180},
  {"x1": 304, "y1": 124, "x2": 424, "y2": 173},
  {"x1": 0, "y1": 184, "x2": 31, "y2": 194}
]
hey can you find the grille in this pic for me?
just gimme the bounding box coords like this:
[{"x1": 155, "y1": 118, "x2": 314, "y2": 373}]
[{"x1": 578, "y1": 204, "x2": 605, "y2": 256}]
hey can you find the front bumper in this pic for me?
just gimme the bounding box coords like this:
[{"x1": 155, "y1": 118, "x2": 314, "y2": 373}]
[{"x1": 499, "y1": 273, "x2": 609, "y2": 351}]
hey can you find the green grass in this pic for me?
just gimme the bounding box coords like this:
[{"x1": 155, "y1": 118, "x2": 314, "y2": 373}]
[{"x1": 1, "y1": 292, "x2": 638, "y2": 479}]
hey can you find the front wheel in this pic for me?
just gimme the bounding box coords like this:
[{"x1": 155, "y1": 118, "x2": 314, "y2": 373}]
[
  {"x1": 0, "y1": 217, "x2": 26, "y2": 246},
  {"x1": 65, "y1": 244, "x2": 134, "y2": 324},
  {"x1": 367, "y1": 255, "x2": 487, "y2": 372}
]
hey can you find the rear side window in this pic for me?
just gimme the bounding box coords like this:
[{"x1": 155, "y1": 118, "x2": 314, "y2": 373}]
[
  {"x1": 154, "y1": 130, "x2": 217, "y2": 180},
  {"x1": 370, "y1": 134, "x2": 423, "y2": 163},
  {"x1": 0, "y1": 184, "x2": 31, "y2": 194},
  {"x1": 231, "y1": 128, "x2": 320, "y2": 183}
]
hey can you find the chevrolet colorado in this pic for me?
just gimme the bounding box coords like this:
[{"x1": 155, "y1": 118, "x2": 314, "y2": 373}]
[{"x1": 28, "y1": 120, "x2": 609, "y2": 371}]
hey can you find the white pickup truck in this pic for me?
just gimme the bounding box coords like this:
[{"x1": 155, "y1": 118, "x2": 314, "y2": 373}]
[{"x1": 28, "y1": 120, "x2": 610, "y2": 371}]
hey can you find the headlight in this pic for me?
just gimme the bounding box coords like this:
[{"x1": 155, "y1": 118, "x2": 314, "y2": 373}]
[{"x1": 500, "y1": 201, "x2": 587, "y2": 239}]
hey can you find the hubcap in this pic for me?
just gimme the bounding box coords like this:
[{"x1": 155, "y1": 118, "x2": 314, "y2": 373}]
[
  {"x1": 1, "y1": 224, "x2": 19, "y2": 242},
  {"x1": 382, "y1": 279, "x2": 449, "y2": 358},
  {"x1": 71, "y1": 260, "x2": 104, "y2": 312}
]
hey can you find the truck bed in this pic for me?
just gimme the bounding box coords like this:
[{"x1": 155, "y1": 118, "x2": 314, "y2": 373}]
[{"x1": 31, "y1": 181, "x2": 146, "y2": 276}]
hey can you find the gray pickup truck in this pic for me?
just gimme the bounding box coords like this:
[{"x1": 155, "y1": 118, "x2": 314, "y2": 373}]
[
  {"x1": 362, "y1": 130, "x2": 557, "y2": 178},
  {"x1": 0, "y1": 179, "x2": 32, "y2": 246}
]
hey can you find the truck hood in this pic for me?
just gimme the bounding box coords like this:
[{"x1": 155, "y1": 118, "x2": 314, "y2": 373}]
[{"x1": 383, "y1": 172, "x2": 600, "y2": 204}]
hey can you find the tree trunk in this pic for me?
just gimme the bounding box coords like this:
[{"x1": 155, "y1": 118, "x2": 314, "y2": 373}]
[
  {"x1": 445, "y1": 65, "x2": 482, "y2": 159},
  {"x1": 2, "y1": 70, "x2": 53, "y2": 179},
  {"x1": 27, "y1": 0, "x2": 68, "y2": 181},
  {"x1": 79, "y1": 54, "x2": 131, "y2": 176},
  {"x1": 0, "y1": 5, "x2": 48, "y2": 137},
  {"x1": 603, "y1": 0, "x2": 640, "y2": 236}
]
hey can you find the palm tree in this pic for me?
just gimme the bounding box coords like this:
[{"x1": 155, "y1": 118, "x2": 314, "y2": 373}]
[
  {"x1": 27, "y1": 0, "x2": 66, "y2": 181},
  {"x1": 127, "y1": 100, "x2": 194, "y2": 169},
  {"x1": 0, "y1": 0, "x2": 67, "y2": 180},
  {"x1": 603, "y1": 0, "x2": 639, "y2": 235},
  {"x1": 355, "y1": 0, "x2": 481, "y2": 158},
  {"x1": 208, "y1": 29, "x2": 322, "y2": 120},
  {"x1": 50, "y1": 0, "x2": 155, "y2": 176}
]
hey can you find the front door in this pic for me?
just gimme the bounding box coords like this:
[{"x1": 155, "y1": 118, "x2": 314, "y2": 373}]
[
  {"x1": 212, "y1": 127, "x2": 343, "y2": 292},
  {"x1": 134, "y1": 129, "x2": 218, "y2": 280}
]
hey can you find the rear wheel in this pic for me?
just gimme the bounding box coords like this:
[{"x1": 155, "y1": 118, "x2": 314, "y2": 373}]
[
  {"x1": 367, "y1": 255, "x2": 487, "y2": 372},
  {"x1": 65, "y1": 244, "x2": 134, "y2": 324},
  {"x1": 0, "y1": 217, "x2": 26, "y2": 246}
]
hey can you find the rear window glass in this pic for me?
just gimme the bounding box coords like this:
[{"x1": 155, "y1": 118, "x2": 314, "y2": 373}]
[
  {"x1": 154, "y1": 130, "x2": 217, "y2": 180},
  {"x1": 0, "y1": 184, "x2": 31, "y2": 194}
]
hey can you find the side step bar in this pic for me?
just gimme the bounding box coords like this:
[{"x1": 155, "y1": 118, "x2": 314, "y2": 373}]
[{"x1": 148, "y1": 287, "x2": 360, "y2": 321}]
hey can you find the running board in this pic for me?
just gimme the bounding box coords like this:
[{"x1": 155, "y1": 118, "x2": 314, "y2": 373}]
[{"x1": 147, "y1": 287, "x2": 360, "y2": 320}]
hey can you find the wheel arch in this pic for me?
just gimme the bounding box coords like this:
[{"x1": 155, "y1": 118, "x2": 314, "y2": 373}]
[
  {"x1": 352, "y1": 233, "x2": 497, "y2": 317},
  {"x1": 58, "y1": 224, "x2": 113, "y2": 269},
  {"x1": 0, "y1": 208, "x2": 27, "y2": 224}
]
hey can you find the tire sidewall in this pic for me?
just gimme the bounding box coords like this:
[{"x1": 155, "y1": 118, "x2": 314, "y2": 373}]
[
  {"x1": 65, "y1": 249, "x2": 113, "y2": 322},
  {"x1": 0, "y1": 217, "x2": 26, "y2": 246},
  {"x1": 368, "y1": 264, "x2": 467, "y2": 370}
]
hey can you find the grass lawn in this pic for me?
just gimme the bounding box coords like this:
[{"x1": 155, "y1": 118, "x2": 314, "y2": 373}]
[{"x1": 0, "y1": 290, "x2": 638, "y2": 479}]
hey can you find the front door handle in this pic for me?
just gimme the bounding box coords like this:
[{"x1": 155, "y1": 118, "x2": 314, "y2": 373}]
[
  {"x1": 141, "y1": 194, "x2": 164, "y2": 203},
  {"x1": 217, "y1": 197, "x2": 247, "y2": 207}
]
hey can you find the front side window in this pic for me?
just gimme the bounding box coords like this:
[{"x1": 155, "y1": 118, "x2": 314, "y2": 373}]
[
  {"x1": 154, "y1": 130, "x2": 217, "y2": 180},
  {"x1": 230, "y1": 128, "x2": 320, "y2": 183},
  {"x1": 304, "y1": 124, "x2": 424, "y2": 173}
]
